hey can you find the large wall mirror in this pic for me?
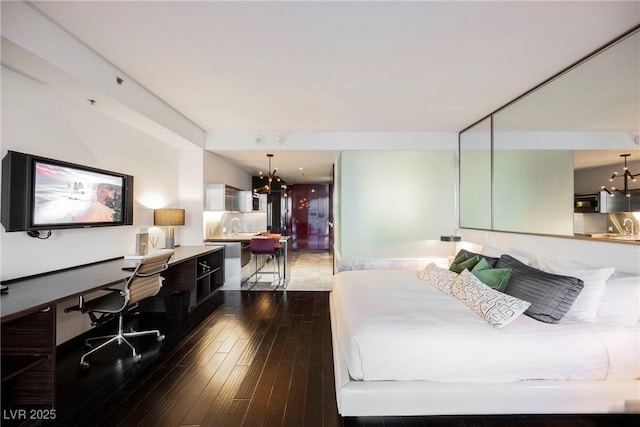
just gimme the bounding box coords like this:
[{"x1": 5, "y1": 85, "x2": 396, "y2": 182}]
[
  {"x1": 460, "y1": 117, "x2": 491, "y2": 229},
  {"x1": 460, "y1": 27, "x2": 640, "y2": 243}
]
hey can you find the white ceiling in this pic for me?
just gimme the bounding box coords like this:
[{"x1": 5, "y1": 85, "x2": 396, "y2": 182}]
[{"x1": 28, "y1": 1, "x2": 640, "y2": 182}]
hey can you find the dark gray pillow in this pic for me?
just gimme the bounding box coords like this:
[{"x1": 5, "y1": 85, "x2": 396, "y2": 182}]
[
  {"x1": 496, "y1": 255, "x2": 584, "y2": 324},
  {"x1": 454, "y1": 249, "x2": 499, "y2": 268}
]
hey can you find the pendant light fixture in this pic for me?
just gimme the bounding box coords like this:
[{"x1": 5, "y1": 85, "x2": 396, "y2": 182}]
[
  {"x1": 601, "y1": 153, "x2": 639, "y2": 197},
  {"x1": 254, "y1": 153, "x2": 287, "y2": 196}
]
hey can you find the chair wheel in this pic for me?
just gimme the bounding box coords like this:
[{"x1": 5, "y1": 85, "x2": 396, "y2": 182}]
[
  {"x1": 133, "y1": 354, "x2": 142, "y2": 363},
  {"x1": 157, "y1": 335, "x2": 165, "y2": 342},
  {"x1": 80, "y1": 362, "x2": 90, "y2": 369}
]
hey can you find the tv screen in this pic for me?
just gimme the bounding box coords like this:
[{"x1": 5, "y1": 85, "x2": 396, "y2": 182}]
[
  {"x1": 32, "y1": 160, "x2": 126, "y2": 227},
  {"x1": 1, "y1": 151, "x2": 134, "y2": 232}
]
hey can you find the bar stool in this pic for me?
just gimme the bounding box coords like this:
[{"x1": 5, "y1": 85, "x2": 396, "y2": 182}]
[
  {"x1": 265, "y1": 233, "x2": 283, "y2": 288},
  {"x1": 249, "y1": 237, "x2": 281, "y2": 290},
  {"x1": 265, "y1": 233, "x2": 282, "y2": 257}
]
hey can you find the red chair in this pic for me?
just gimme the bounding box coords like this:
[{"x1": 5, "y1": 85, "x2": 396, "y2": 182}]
[{"x1": 249, "y1": 237, "x2": 281, "y2": 290}]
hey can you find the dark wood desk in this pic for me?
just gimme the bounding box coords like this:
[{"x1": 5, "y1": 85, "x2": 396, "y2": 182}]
[{"x1": 0, "y1": 245, "x2": 224, "y2": 411}]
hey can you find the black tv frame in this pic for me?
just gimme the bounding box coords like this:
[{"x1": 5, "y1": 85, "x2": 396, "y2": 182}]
[{"x1": 1, "y1": 151, "x2": 134, "y2": 232}]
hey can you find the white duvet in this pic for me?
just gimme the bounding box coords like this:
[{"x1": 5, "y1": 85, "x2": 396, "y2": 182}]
[{"x1": 331, "y1": 270, "x2": 639, "y2": 383}]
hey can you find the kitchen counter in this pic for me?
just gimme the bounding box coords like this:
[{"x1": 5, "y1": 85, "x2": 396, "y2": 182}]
[
  {"x1": 205, "y1": 232, "x2": 261, "y2": 242},
  {"x1": 573, "y1": 233, "x2": 640, "y2": 243},
  {"x1": 205, "y1": 235, "x2": 292, "y2": 288}
]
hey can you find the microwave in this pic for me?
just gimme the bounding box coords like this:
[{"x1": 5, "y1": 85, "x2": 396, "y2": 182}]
[{"x1": 574, "y1": 194, "x2": 600, "y2": 213}]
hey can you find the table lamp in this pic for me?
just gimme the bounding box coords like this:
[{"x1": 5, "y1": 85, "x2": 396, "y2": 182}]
[{"x1": 154, "y1": 209, "x2": 185, "y2": 249}]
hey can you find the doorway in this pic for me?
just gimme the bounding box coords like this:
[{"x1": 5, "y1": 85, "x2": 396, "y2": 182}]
[{"x1": 287, "y1": 184, "x2": 331, "y2": 250}]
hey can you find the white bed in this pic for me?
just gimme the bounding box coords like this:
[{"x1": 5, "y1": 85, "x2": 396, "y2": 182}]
[{"x1": 330, "y1": 269, "x2": 640, "y2": 416}]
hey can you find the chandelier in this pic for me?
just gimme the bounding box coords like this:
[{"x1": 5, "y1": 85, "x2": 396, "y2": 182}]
[
  {"x1": 254, "y1": 153, "x2": 287, "y2": 196},
  {"x1": 601, "y1": 153, "x2": 639, "y2": 197}
]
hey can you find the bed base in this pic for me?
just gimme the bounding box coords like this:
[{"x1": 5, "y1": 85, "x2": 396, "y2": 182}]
[{"x1": 330, "y1": 293, "x2": 639, "y2": 416}]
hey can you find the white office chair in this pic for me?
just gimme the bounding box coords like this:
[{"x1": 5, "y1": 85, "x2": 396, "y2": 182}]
[{"x1": 69, "y1": 249, "x2": 174, "y2": 368}]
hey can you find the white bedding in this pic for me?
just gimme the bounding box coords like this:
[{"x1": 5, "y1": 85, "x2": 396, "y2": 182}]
[{"x1": 332, "y1": 270, "x2": 639, "y2": 383}]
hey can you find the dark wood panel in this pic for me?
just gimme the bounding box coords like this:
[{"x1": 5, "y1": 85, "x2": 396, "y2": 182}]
[{"x1": 1, "y1": 307, "x2": 55, "y2": 407}]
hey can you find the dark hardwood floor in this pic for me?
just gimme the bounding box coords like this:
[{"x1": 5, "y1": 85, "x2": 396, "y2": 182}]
[{"x1": 44, "y1": 290, "x2": 637, "y2": 427}]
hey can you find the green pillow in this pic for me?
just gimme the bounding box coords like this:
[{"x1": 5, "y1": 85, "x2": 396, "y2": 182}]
[
  {"x1": 449, "y1": 253, "x2": 480, "y2": 274},
  {"x1": 471, "y1": 258, "x2": 512, "y2": 292}
]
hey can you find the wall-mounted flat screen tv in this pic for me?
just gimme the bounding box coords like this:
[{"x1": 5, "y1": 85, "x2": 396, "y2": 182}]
[{"x1": 1, "y1": 151, "x2": 134, "y2": 232}]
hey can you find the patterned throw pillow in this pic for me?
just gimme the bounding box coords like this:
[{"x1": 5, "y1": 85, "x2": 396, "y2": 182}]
[
  {"x1": 451, "y1": 270, "x2": 531, "y2": 328},
  {"x1": 417, "y1": 263, "x2": 459, "y2": 295}
]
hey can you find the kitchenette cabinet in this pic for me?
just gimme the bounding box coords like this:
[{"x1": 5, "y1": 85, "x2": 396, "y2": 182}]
[{"x1": 205, "y1": 184, "x2": 252, "y2": 212}]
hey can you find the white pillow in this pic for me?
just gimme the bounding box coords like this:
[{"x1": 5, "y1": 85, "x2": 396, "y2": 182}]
[
  {"x1": 451, "y1": 269, "x2": 531, "y2": 328},
  {"x1": 596, "y1": 275, "x2": 640, "y2": 325},
  {"x1": 417, "y1": 263, "x2": 458, "y2": 295},
  {"x1": 533, "y1": 258, "x2": 615, "y2": 322}
]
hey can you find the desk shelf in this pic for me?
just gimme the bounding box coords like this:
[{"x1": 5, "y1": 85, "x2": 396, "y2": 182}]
[
  {"x1": 151, "y1": 246, "x2": 225, "y2": 312},
  {"x1": 195, "y1": 251, "x2": 224, "y2": 304}
]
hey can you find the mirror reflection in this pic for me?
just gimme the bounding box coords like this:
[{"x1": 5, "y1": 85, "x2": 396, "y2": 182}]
[
  {"x1": 460, "y1": 29, "x2": 640, "y2": 242},
  {"x1": 459, "y1": 118, "x2": 491, "y2": 229}
]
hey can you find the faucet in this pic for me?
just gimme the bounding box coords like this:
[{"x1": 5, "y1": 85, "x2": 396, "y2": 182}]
[
  {"x1": 623, "y1": 218, "x2": 635, "y2": 236},
  {"x1": 230, "y1": 218, "x2": 242, "y2": 235}
]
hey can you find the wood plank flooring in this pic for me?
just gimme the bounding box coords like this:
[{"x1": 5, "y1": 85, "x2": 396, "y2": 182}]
[{"x1": 47, "y1": 290, "x2": 638, "y2": 427}]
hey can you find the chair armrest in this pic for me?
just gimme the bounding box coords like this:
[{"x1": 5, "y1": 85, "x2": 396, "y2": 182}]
[{"x1": 63, "y1": 288, "x2": 123, "y2": 312}]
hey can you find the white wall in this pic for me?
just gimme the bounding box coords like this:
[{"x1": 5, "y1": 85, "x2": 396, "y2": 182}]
[
  {"x1": 0, "y1": 68, "x2": 182, "y2": 280},
  {"x1": 0, "y1": 68, "x2": 190, "y2": 344},
  {"x1": 207, "y1": 131, "x2": 455, "y2": 151},
  {"x1": 180, "y1": 147, "x2": 205, "y2": 244},
  {"x1": 203, "y1": 150, "x2": 252, "y2": 190}
]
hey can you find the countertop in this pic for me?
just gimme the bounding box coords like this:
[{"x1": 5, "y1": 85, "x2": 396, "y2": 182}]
[
  {"x1": 574, "y1": 233, "x2": 640, "y2": 243},
  {"x1": 206, "y1": 233, "x2": 260, "y2": 242},
  {"x1": 205, "y1": 233, "x2": 292, "y2": 243}
]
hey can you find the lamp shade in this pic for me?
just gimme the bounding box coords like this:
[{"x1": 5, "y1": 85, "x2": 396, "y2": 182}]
[{"x1": 154, "y1": 209, "x2": 185, "y2": 226}]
